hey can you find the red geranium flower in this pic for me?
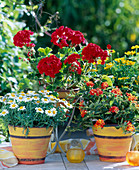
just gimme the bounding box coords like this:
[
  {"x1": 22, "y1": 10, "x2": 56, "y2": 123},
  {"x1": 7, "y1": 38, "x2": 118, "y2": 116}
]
[
  {"x1": 37, "y1": 55, "x2": 62, "y2": 78},
  {"x1": 82, "y1": 43, "x2": 108, "y2": 64},
  {"x1": 107, "y1": 44, "x2": 111, "y2": 49},
  {"x1": 109, "y1": 106, "x2": 119, "y2": 113},
  {"x1": 101, "y1": 82, "x2": 109, "y2": 89},
  {"x1": 69, "y1": 61, "x2": 82, "y2": 75},
  {"x1": 86, "y1": 81, "x2": 94, "y2": 87},
  {"x1": 126, "y1": 93, "x2": 137, "y2": 101},
  {"x1": 69, "y1": 30, "x2": 85, "y2": 46},
  {"x1": 64, "y1": 54, "x2": 80, "y2": 64},
  {"x1": 13, "y1": 30, "x2": 34, "y2": 48},
  {"x1": 94, "y1": 119, "x2": 105, "y2": 128},
  {"x1": 51, "y1": 26, "x2": 85, "y2": 48}
]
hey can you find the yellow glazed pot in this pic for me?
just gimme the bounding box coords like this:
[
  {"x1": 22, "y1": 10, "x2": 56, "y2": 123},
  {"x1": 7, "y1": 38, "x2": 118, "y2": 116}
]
[
  {"x1": 92, "y1": 126, "x2": 133, "y2": 162},
  {"x1": 8, "y1": 125, "x2": 53, "y2": 165}
]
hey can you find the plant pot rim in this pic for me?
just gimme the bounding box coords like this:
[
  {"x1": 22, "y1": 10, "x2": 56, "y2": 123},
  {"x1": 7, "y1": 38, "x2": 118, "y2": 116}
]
[
  {"x1": 8, "y1": 125, "x2": 53, "y2": 129},
  {"x1": 55, "y1": 88, "x2": 79, "y2": 92}
]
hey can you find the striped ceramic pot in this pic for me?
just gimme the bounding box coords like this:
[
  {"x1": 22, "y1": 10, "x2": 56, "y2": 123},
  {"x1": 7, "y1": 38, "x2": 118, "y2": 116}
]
[
  {"x1": 92, "y1": 126, "x2": 133, "y2": 162},
  {"x1": 8, "y1": 125, "x2": 53, "y2": 165}
]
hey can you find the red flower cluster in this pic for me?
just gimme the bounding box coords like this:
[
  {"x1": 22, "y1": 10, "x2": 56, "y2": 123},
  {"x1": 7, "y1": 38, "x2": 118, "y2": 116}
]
[
  {"x1": 86, "y1": 81, "x2": 94, "y2": 87},
  {"x1": 101, "y1": 82, "x2": 109, "y2": 89},
  {"x1": 82, "y1": 43, "x2": 109, "y2": 64},
  {"x1": 37, "y1": 55, "x2": 62, "y2": 78},
  {"x1": 13, "y1": 30, "x2": 34, "y2": 48},
  {"x1": 94, "y1": 119, "x2": 105, "y2": 128},
  {"x1": 79, "y1": 100, "x2": 87, "y2": 118},
  {"x1": 51, "y1": 26, "x2": 85, "y2": 48},
  {"x1": 109, "y1": 106, "x2": 119, "y2": 113},
  {"x1": 107, "y1": 44, "x2": 111, "y2": 49},
  {"x1": 64, "y1": 54, "x2": 80, "y2": 64},
  {"x1": 126, "y1": 93, "x2": 138, "y2": 101},
  {"x1": 111, "y1": 86, "x2": 122, "y2": 97},
  {"x1": 69, "y1": 61, "x2": 82, "y2": 75},
  {"x1": 89, "y1": 88, "x2": 103, "y2": 96},
  {"x1": 125, "y1": 121, "x2": 135, "y2": 132}
]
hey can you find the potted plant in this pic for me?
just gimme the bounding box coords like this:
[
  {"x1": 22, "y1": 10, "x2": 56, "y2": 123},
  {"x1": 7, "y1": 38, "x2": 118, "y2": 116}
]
[
  {"x1": 0, "y1": 90, "x2": 72, "y2": 164},
  {"x1": 13, "y1": 27, "x2": 109, "y2": 98},
  {"x1": 72, "y1": 78, "x2": 139, "y2": 162}
]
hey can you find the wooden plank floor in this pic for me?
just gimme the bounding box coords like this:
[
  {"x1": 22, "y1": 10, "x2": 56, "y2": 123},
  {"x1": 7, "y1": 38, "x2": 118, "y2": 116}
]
[{"x1": 9, "y1": 153, "x2": 139, "y2": 170}]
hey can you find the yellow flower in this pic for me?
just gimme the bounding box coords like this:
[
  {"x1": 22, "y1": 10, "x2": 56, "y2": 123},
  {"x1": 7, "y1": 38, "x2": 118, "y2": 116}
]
[
  {"x1": 131, "y1": 45, "x2": 139, "y2": 49},
  {"x1": 125, "y1": 51, "x2": 136, "y2": 55},
  {"x1": 91, "y1": 69, "x2": 98, "y2": 72},
  {"x1": 104, "y1": 63, "x2": 114, "y2": 69},
  {"x1": 114, "y1": 57, "x2": 125, "y2": 62},
  {"x1": 97, "y1": 59, "x2": 102, "y2": 64},
  {"x1": 130, "y1": 34, "x2": 136, "y2": 42},
  {"x1": 126, "y1": 60, "x2": 136, "y2": 66},
  {"x1": 118, "y1": 77, "x2": 129, "y2": 80},
  {"x1": 108, "y1": 49, "x2": 115, "y2": 53}
]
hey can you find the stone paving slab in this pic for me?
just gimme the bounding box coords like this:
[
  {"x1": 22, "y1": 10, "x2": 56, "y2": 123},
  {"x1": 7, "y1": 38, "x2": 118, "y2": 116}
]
[{"x1": 9, "y1": 154, "x2": 139, "y2": 170}]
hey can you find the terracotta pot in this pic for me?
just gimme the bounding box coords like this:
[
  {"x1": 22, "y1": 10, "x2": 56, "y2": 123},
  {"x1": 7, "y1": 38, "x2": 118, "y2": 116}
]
[
  {"x1": 8, "y1": 125, "x2": 53, "y2": 165},
  {"x1": 55, "y1": 88, "x2": 79, "y2": 99},
  {"x1": 92, "y1": 126, "x2": 133, "y2": 162}
]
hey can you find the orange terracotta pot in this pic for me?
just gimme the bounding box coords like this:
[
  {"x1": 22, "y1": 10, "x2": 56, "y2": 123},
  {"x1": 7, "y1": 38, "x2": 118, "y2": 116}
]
[
  {"x1": 92, "y1": 126, "x2": 133, "y2": 162},
  {"x1": 56, "y1": 88, "x2": 79, "y2": 99},
  {"x1": 8, "y1": 125, "x2": 53, "y2": 165}
]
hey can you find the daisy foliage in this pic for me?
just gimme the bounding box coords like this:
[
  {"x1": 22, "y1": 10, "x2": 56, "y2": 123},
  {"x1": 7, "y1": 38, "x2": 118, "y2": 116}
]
[{"x1": 0, "y1": 90, "x2": 72, "y2": 130}]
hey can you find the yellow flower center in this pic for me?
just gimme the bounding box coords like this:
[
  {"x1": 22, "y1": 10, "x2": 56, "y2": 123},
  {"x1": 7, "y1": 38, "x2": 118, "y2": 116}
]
[
  {"x1": 44, "y1": 99, "x2": 48, "y2": 101},
  {"x1": 11, "y1": 94, "x2": 15, "y2": 97},
  {"x1": 48, "y1": 110, "x2": 51, "y2": 113},
  {"x1": 20, "y1": 106, "x2": 24, "y2": 109},
  {"x1": 34, "y1": 96, "x2": 38, "y2": 99},
  {"x1": 67, "y1": 103, "x2": 71, "y2": 106},
  {"x1": 38, "y1": 108, "x2": 42, "y2": 111},
  {"x1": 53, "y1": 111, "x2": 56, "y2": 114},
  {"x1": 2, "y1": 111, "x2": 6, "y2": 114},
  {"x1": 12, "y1": 104, "x2": 16, "y2": 107},
  {"x1": 50, "y1": 98, "x2": 54, "y2": 101},
  {"x1": 41, "y1": 90, "x2": 44, "y2": 93},
  {"x1": 3, "y1": 98, "x2": 6, "y2": 102},
  {"x1": 19, "y1": 97, "x2": 22, "y2": 99},
  {"x1": 36, "y1": 101, "x2": 40, "y2": 103},
  {"x1": 9, "y1": 100, "x2": 13, "y2": 103}
]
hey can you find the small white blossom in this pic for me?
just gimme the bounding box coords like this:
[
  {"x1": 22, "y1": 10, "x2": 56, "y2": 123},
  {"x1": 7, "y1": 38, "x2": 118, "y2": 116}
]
[
  {"x1": 9, "y1": 103, "x2": 18, "y2": 109},
  {"x1": 41, "y1": 98, "x2": 49, "y2": 103},
  {"x1": 45, "y1": 110, "x2": 53, "y2": 116},
  {"x1": 35, "y1": 107, "x2": 44, "y2": 113},
  {"x1": 0, "y1": 110, "x2": 9, "y2": 116},
  {"x1": 18, "y1": 106, "x2": 26, "y2": 111},
  {"x1": 7, "y1": 100, "x2": 14, "y2": 104},
  {"x1": 32, "y1": 96, "x2": 40, "y2": 100},
  {"x1": 9, "y1": 93, "x2": 16, "y2": 98},
  {"x1": 24, "y1": 97, "x2": 32, "y2": 102},
  {"x1": 51, "y1": 108, "x2": 57, "y2": 116},
  {"x1": 16, "y1": 96, "x2": 24, "y2": 102}
]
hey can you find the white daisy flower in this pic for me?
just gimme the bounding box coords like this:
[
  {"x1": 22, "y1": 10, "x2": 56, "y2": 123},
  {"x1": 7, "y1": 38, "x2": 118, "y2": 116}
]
[
  {"x1": 18, "y1": 106, "x2": 26, "y2": 111},
  {"x1": 20, "y1": 93, "x2": 26, "y2": 97},
  {"x1": 27, "y1": 91, "x2": 36, "y2": 95},
  {"x1": 45, "y1": 110, "x2": 53, "y2": 116},
  {"x1": 38, "y1": 90, "x2": 45, "y2": 94},
  {"x1": 16, "y1": 96, "x2": 24, "y2": 102},
  {"x1": 49, "y1": 97, "x2": 56, "y2": 103},
  {"x1": 35, "y1": 100, "x2": 41, "y2": 104},
  {"x1": 41, "y1": 98, "x2": 49, "y2": 103},
  {"x1": 51, "y1": 108, "x2": 57, "y2": 116},
  {"x1": 64, "y1": 102, "x2": 73, "y2": 108},
  {"x1": 9, "y1": 93, "x2": 16, "y2": 98},
  {"x1": 0, "y1": 110, "x2": 9, "y2": 116},
  {"x1": 24, "y1": 97, "x2": 32, "y2": 102},
  {"x1": 9, "y1": 103, "x2": 18, "y2": 109},
  {"x1": 32, "y1": 96, "x2": 40, "y2": 100},
  {"x1": 45, "y1": 90, "x2": 52, "y2": 94},
  {"x1": 7, "y1": 100, "x2": 14, "y2": 104},
  {"x1": 2, "y1": 98, "x2": 7, "y2": 103},
  {"x1": 35, "y1": 107, "x2": 44, "y2": 113}
]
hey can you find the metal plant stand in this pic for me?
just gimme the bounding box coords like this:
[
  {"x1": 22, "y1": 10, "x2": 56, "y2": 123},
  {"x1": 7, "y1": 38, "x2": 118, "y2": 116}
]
[{"x1": 47, "y1": 98, "x2": 80, "y2": 156}]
